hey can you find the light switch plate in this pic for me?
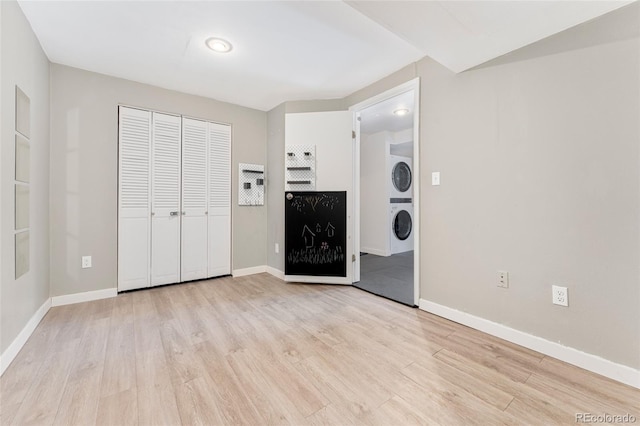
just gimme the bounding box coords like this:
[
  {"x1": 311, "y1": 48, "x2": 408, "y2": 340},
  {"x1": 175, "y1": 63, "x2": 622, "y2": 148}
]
[
  {"x1": 82, "y1": 255, "x2": 92, "y2": 269},
  {"x1": 432, "y1": 172, "x2": 441, "y2": 186}
]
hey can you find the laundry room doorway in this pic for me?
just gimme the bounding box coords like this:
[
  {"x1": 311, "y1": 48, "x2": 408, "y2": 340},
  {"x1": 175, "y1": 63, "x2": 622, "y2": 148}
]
[{"x1": 350, "y1": 79, "x2": 420, "y2": 306}]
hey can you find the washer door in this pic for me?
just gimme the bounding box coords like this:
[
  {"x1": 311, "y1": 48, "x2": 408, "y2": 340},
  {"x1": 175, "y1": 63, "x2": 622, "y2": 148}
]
[
  {"x1": 392, "y1": 162, "x2": 412, "y2": 193},
  {"x1": 393, "y1": 210, "x2": 412, "y2": 241}
]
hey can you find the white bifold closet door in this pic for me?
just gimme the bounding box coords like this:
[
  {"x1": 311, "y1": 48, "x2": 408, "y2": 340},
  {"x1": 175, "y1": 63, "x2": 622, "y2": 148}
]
[
  {"x1": 151, "y1": 112, "x2": 182, "y2": 286},
  {"x1": 118, "y1": 107, "x2": 152, "y2": 291},
  {"x1": 118, "y1": 107, "x2": 231, "y2": 292},
  {"x1": 181, "y1": 118, "x2": 209, "y2": 281},
  {"x1": 208, "y1": 122, "x2": 231, "y2": 277}
]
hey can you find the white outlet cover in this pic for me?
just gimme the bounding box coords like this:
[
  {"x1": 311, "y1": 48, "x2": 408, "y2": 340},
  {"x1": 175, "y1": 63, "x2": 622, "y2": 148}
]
[
  {"x1": 498, "y1": 270, "x2": 509, "y2": 288},
  {"x1": 432, "y1": 172, "x2": 441, "y2": 186},
  {"x1": 552, "y1": 285, "x2": 568, "y2": 307},
  {"x1": 82, "y1": 255, "x2": 92, "y2": 269}
]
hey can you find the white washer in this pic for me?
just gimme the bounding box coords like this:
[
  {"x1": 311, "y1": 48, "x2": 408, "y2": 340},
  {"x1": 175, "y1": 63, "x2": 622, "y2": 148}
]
[
  {"x1": 389, "y1": 155, "x2": 412, "y2": 199},
  {"x1": 390, "y1": 203, "x2": 413, "y2": 254}
]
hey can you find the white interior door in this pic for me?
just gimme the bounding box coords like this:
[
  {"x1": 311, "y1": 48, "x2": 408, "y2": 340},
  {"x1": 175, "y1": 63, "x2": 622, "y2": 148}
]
[
  {"x1": 284, "y1": 111, "x2": 354, "y2": 285},
  {"x1": 118, "y1": 106, "x2": 151, "y2": 291},
  {"x1": 151, "y1": 112, "x2": 182, "y2": 286},
  {"x1": 353, "y1": 113, "x2": 361, "y2": 283},
  {"x1": 181, "y1": 118, "x2": 208, "y2": 282},
  {"x1": 208, "y1": 122, "x2": 231, "y2": 277}
]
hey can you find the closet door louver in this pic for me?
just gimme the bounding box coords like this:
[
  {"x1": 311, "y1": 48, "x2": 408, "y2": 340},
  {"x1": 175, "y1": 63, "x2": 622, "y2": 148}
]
[
  {"x1": 208, "y1": 122, "x2": 231, "y2": 276},
  {"x1": 181, "y1": 118, "x2": 209, "y2": 281},
  {"x1": 118, "y1": 107, "x2": 151, "y2": 291},
  {"x1": 151, "y1": 112, "x2": 182, "y2": 286}
]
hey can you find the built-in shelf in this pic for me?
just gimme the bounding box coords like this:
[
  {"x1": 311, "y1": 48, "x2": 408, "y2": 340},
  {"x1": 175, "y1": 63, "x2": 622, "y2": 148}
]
[
  {"x1": 285, "y1": 145, "x2": 315, "y2": 190},
  {"x1": 242, "y1": 169, "x2": 263, "y2": 174}
]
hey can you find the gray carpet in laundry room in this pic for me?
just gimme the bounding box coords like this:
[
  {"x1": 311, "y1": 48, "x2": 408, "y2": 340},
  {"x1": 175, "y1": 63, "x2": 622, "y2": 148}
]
[{"x1": 355, "y1": 251, "x2": 414, "y2": 306}]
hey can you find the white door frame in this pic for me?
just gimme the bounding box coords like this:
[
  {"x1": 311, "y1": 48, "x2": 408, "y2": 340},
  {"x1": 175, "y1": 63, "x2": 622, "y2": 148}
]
[{"x1": 349, "y1": 78, "x2": 421, "y2": 305}]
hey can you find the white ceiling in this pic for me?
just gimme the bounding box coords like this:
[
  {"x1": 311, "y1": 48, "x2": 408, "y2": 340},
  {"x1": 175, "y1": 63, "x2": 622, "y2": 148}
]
[
  {"x1": 18, "y1": 1, "x2": 633, "y2": 111},
  {"x1": 360, "y1": 90, "x2": 414, "y2": 135},
  {"x1": 347, "y1": 0, "x2": 633, "y2": 73}
]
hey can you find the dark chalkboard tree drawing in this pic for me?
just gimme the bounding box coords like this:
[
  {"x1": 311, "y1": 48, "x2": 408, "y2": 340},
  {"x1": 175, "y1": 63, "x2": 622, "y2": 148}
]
[
  {"x1": 304, "y1": 195, "x2": 323, "y2": 211},
  {"x1": 291, "y1": 197, "x2": 305, "y2": 212},
  {"x1": 302, "y1": 224, "x2": 315, "y2": 248}
]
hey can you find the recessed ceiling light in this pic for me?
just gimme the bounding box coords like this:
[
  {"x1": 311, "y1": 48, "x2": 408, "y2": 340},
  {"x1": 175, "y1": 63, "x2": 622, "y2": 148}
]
[
  {"x1": 393, "y1": 108, "x2": 410, "y2": 116},
  {"x1": 205, "y1": 37, "x2": 233, "y2": 53}
]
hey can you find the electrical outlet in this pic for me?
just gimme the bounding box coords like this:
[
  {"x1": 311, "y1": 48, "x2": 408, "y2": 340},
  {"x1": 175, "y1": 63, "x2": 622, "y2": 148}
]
[
  {"x1": 498, "y1": 270, "x2": 509, "y2": 288},
  {"x1": 432, "y1": 172, "x2": 441, "y2": 186},
  {"x1": 552, "y1": 285, "x2": 568, "y2": 306},
  {"x1": 275, "y1": 243, "x2": 279, "y2": 254},
  {"x1": 82, "y1": 255, "x2": 92, "y2": 269}
]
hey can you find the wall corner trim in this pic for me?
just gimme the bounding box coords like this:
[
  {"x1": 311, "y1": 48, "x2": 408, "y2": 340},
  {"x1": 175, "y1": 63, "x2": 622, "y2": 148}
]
[
  {"x1": 51, "y1": 288, "x2": 117, "y2": 307},
  {"x1": 232, "y1": 265, "x2": 267, "y2": 277},
  {"x1": 419, "y1": 299, "x2": 640, "y2": 389},
  {"x1": 0, "y1": 298, "x2": 52, "y2": 376},
  {"x1": 265, "y1": 266, "x2": 285, "y2": 280},
  {"x1": 231, "y1": 265, "x2": 285, "y2": 280},
  {"x1": 359, "y1": 247, "x2": 389, "y2": 257}
]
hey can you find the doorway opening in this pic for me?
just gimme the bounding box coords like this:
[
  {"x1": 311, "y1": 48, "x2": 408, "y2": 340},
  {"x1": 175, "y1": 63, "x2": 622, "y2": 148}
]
[{"x1": 350, "y1": 79, "x2": 420, "y2": 306}]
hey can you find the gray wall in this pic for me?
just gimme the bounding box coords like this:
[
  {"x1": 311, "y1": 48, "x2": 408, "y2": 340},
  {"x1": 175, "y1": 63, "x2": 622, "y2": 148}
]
[
  {"x1": 266, "y1": 103, "x2": 286, "y2": 271},
  {"x1": 49, "y1": 64, "x2": 267, "y2": 297},
  {"x1": 344, "y1": 4, "x2": 640, "y2": 369},
  {"x1": 1, "y1": 0, "x2": 50, "y2": 354}
]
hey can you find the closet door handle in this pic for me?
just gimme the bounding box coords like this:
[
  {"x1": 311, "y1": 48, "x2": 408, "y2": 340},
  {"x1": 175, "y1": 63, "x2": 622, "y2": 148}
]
[{"x1": 170, "y1": 211, "x2": 179, "y2": 216}]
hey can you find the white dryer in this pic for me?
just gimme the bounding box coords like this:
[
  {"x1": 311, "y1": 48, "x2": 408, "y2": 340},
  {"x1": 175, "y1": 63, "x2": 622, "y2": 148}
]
[
  {"x1": 389, "y1": 155, "x2": 412, "y2": 200},
  {"x1": 390, "y1": 203, "x2": 413, "y2": 254}
]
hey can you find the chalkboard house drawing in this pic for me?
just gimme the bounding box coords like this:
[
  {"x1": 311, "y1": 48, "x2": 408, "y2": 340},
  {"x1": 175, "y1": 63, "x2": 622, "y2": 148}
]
[
  {"x1": 302, "y1": 224, "x2": 316, "y2": 248},
  {"x1": 316, "y1": 223, "x2": 322, "y2": 233},
  {"x1": 325, "y1": 222, "x2": 335, "y2": 237}
]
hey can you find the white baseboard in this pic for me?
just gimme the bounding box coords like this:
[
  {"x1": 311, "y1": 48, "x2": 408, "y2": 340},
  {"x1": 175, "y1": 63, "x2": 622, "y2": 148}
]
[
  {"x1": 360, "y1": 247, "x2": 389, "y2": 257},
  {"x1": 266, "y1": 266, "x2": 285, "y2": 280},
  {"x1": 51, "y1": 288, "x2": 117, "y2": 307},
  {"x1": 419, "y1": 299, "x2": 640, "y2": 389},
  {"x1": 0, "y1": 298, "x2": 51, "y2": 376},
  {"x1": 232, "y1": 265, "x2": 267, "y2": 277}
]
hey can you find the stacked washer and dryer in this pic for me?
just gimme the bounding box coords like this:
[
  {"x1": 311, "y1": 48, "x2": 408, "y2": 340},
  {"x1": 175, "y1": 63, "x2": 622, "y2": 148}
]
[
  {"x1": 360, "y1": 131, "x2": 414, "y2": 257},
  {"x1": 388, "y1": 155, "x2": 413, "y2": 254}
]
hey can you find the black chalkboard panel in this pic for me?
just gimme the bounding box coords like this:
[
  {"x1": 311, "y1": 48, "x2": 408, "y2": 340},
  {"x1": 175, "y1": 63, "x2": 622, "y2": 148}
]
[{"x1": 285, "y1": 191, "x2": 346, "y2": 277}]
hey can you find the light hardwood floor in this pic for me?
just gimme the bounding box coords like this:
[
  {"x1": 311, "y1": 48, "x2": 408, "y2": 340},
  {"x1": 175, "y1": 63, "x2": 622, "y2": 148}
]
[{"x1": 1, "y1": 273, "x2": 638, "y2": 425}]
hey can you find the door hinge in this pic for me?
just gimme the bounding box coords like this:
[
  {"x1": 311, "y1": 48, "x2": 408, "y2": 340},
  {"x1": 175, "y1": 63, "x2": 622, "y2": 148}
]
[
  {"x1": 352, "y1": 130, "x2": 356, "y2": 139},
  {"x1": 352, "y1": 254, "x2": 356, "y2": 262}
]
